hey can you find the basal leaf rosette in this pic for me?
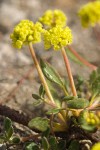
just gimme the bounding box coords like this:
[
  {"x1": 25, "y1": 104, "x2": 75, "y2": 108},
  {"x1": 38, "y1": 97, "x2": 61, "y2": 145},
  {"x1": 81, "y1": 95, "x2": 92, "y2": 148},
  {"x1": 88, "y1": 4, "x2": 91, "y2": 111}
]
[
  {"x1": 39, "y1": 10, "x2": 67, "y2": 28},
  {"x1": 78, "y1": 1, "x2": 100, "y2": 28},
  {"x1": 10, "y1": 20, "x2": 43, "y2": 49},
  {"x1": 43, "y1": 26, "x2": 72, "y2": 50}
]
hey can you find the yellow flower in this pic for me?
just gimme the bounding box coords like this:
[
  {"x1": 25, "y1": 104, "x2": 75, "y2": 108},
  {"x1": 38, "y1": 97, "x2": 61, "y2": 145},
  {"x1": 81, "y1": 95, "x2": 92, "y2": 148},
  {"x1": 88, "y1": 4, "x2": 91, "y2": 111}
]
[
  {"x1": 86, "y1": 112, "x2": 100, "y2": 126},
  {"x1": 78, "y1": 1, "x2": 100, "y2": 27},
  {"x1": 39, "y1": 10, "x2": 67, "y2": 28},
  {"x1": 91, "y1": 143, "x2": 100, "y2": 150},
  {"x1": 10, "y1": 20, "x2": 43, "y2": 49},
  {"x1": 43, "y1": 26, "x2": 72, "y2": 50}
]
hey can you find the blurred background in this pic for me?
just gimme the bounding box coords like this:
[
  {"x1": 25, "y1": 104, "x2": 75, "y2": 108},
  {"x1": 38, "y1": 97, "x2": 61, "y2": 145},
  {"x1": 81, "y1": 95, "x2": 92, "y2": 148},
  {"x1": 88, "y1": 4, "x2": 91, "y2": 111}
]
[{"x1": 0, "y1": 0, "x2": 100, "y2": 116}]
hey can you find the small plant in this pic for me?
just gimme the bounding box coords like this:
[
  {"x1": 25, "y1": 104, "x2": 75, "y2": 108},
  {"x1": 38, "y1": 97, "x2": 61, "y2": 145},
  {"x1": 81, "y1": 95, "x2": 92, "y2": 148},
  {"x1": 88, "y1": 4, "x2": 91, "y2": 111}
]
[
  {"x1": 8, "y1": 9, "x2": 100, "y2": 149},
  {"x1": 0, "y1": 117, "x2": 20, "y2": 146}
]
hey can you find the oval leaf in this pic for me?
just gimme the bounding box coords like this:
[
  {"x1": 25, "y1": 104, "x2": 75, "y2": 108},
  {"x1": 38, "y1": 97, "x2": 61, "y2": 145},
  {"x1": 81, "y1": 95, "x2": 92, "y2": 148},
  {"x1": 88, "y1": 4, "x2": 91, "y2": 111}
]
[
  {"x1": 25, "y1": 142, "x2": 39, "y2": 150},
  {"x1": 28, "y1": 117, "x2": 49, "y2": 132},
  {"x1": 6, "y1": 127, "x2": 13, "y2": 140},
  {"x1": 68, "y1": 140, "x2": 79, "y2": 150},
  {"x1": 40, "y1": 59, "x2": 63, "y2": 87},
  {"x1": 67, "y1": 98, "x2": 89, "y2": 109},
  {"x1": 4, "y1": 117, "x2": 12, "y2": 133},
  {"x1": 33, "y1": 99, "x2": 43, "y2": 106},
  {"x1": 32, "y1": 94, "x2": 41, "y2": 100},
  {"x1": 81, "y1": 124, "x2": 96, "y2": 132},
  {"x1": 39, "y1": 84, "x2": 45, "y2": 97},
  {"x1": 42, "y1": 137, "x2": 49, "y2": 150},
  {"x1": 62, "y1": 96, "x2": 75, "y2": 101},
  {"x1": 12, "y1": 137, "x2": 20, "y2": 144},
  {"x1": 46, "y1": 108, "x2": 61, "y2": 115}
]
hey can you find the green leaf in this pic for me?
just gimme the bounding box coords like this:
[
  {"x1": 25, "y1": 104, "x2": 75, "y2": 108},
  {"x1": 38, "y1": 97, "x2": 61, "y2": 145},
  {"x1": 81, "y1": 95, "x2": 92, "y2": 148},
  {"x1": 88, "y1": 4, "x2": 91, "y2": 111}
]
[
  {"x1": 24, "y1": 142, "x2": 39, "y2": 150},
  {"x1": 57, "y1": 140, "x2": 66, "y2": 150},
  {"x1": 12, "y1": 137, "x2": 20, "y2": 144},
  {"x1": 78, "y1": 110, "x2": 88, "y2": 125},
  {"x1": 46, "y1": 108, "x2": 61, "y2": 115},
  {"x1": 61, "y1": 96, "x2": 74, "y2": 101},
  {"x1": 49, "y1": 136, "x2": 57, "y2": 150},
  {"x1": 33, "y1": 99, "x2": 43, "y2": 106},
  {"x1": 28, "y1": 117, "x2": 49, "y2": 132},
  {"x1": 78, "y1": 110, "x2": 96, "y2": 132},
  {"x1": 67, "y1": 98, "x2": 89, "y2": 109},
  {"x1": 81, "y1": 124, "x2": 96, "y2": 132},
  {"x1": 6, "y1": 126, "x2": 13, "y2": 140},
  {"x1": 42, "y1": 137, "x2": 49, "y2": 150},
  {"x1": 32, "y1": 94, "x2": 41, "y2": 100},
  {"x1": 4, "y1": 118, "x2": 13, "y2": 140},
  {"x1": 42, "y1": 128, "x2": 50, "y2": 138},
  {"x1": 89, "y1": 68, "x2": 100, "y2": 96},
  {"x1": 0, "y1": 136, "x2": 5, "y2": 143},
  {"x1": 4, "y1": 117, "x2": 12, "y2": 133},
  {"x1": 75, "y1": 75, "x2": 84, "y2": 91},
  {"x1": 39, "y1": 84, "x2": 45, "y2": 97},
  {"x1": 66, "y1": 48, "x2": 83, "y2": 66},
  {"x1": 47, "y1": 80, "x2": 61, "y2": 107},
  {"x1": 40, "y1": 59, "x2": 64, "y2": 87},
  {"x1": 68, "y1": 140, "x2": 79, "y2": 150}
]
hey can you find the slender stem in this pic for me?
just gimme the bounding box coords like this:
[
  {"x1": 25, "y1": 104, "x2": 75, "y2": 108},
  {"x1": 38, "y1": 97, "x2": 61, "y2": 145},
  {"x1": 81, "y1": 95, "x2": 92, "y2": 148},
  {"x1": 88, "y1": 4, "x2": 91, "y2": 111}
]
[
  {"x1": 29, "y1": 43, "x2": 55, "y2": 104},
  {"x1": 89, "y1": 93, "x2": 97, "y2": 106},
  {"x1": 62, "y1": 86, "x2": 69, "y2": 96},
  {"x1": 61, "y1": 47, "x2": 77, "y2": 96},
  {"x1": 67, "y1": 45, "x2": 97, "y2": 70},
  {"x1": 29, "y1": 43, "x2": 66, "y2": 124},
  {"x1": 44, "y1": 99, "x2": 67, "y2": 124}
]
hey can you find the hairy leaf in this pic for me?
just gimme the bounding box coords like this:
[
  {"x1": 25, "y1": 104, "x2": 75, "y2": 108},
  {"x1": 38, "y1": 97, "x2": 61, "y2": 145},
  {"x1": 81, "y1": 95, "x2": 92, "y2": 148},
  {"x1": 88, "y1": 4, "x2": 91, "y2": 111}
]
[
  {"x1": 61, "y1": 96, "x2": 75, "y2": 101},
  {"x1": 32, "y1": 94, "x2": 41, "y2": 100},
  {"x1": 40, "y1": 59, "x2": 64, "y2": 87},
  {"x1": 89, "y1": 68, "x2": 100, "y2": 96},
  {"x1": 68, "y1": 140, "x2": 79, "y2": 150},
  {"x1": 42, "y1": 137, "x2": 49, "y2": 150},
  {"x1": 28, "y1": 117, "x2": 49, "y2": 132},
  {"x1": 12, "y1": 137, "x2": 20, "y2": 144},
  {"x1": 57, "y1": 140, "x2": 66, "y2": 150},
  {"x1": 33, "y1": 99, "x2": 43, "y2": 106},
  {"x1": 67, "y1": 98, "x2": 89, "y2": 109},
  {"x1": 24, "y1": 142, "x2": 39, "y2": 150},
  {"x1": 49, "y1": 136, "x2": 57, "y2": 150},
  {"x1": 6, "y1": 126, "x2": 13, "y2": 140},
  {"x1": 4, "y1": 117, "x2": 12, "y2": 133},
  {"x1": 39, "y1": 84, "x2": 45, "y2": 98},
  {"x1": 47, "y1": 80, "x2": 61, "y2": 107},
  {"x1": 46, "y1": 108, "x2": 61, "y2": 115}
]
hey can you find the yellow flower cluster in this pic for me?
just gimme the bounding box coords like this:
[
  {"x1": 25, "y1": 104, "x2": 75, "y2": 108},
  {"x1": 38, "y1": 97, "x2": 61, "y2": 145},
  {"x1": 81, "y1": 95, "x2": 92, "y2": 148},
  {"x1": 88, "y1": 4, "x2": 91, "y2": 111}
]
[
  {"x1": 86, "y1": 112, "x2": 100, "y2": 126},
  {"x1": 39, "y1": 10, "x2": 67, "y2": 28},
  {"x1": 43, "y1": 26, "x2": 72, "y2": 50},
  {"x1": 10, "y1": 20, "x2": 43, "y2": 49},
  {"x1": 91, "y1": 143, "x2": 100, "y2": 150},
  {"x1": 78, "y1": 1, "x2": 100, "y2": 27}
]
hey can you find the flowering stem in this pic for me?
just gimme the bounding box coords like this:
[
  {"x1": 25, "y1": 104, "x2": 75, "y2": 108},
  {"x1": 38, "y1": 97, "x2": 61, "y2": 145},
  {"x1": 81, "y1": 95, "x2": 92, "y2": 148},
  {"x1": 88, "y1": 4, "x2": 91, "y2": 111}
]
[
  {"x1": 67, "y1": 45, "x2": 97, "y2": 70},
  {"x1": 29, "y1": 43, "x2": 55, "y2": 104},
  {"x1": 29, "y1": 43, "x2": 66, "y2": 124},
  {"x1": 61, "y1": 47, "x2": 77, "y2": 97}
]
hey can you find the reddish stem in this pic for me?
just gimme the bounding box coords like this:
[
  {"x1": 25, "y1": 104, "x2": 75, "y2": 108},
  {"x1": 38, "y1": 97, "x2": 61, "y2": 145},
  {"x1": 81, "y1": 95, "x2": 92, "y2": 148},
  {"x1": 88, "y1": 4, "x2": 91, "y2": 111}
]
[
  {"x1": 61, "y1": 47, "x2": 77, "y2": 97},
  {"x1": 67, "y1": 45, "x2": 97, "y2": 70}
]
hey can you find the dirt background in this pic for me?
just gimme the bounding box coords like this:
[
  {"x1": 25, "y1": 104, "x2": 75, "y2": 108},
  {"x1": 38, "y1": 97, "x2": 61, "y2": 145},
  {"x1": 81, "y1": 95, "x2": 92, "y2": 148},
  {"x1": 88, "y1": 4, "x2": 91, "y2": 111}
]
[{"x1": 0, "y1": 0, "x2": 100, "y2": 118}]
